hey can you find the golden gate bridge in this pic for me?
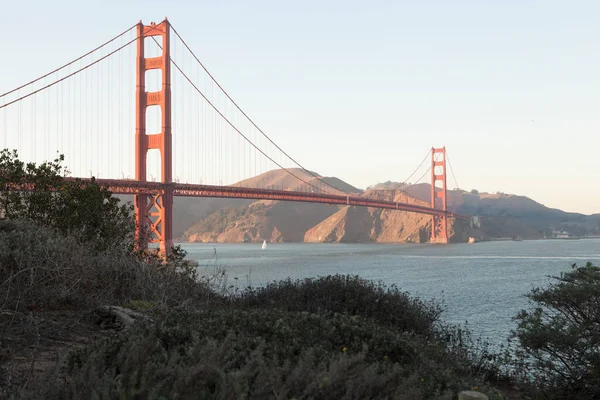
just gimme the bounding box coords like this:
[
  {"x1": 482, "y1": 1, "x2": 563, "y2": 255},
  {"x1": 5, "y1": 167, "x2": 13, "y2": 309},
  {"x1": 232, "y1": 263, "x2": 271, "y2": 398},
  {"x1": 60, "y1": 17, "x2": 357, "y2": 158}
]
[{"x1": 0, "y1": 19, "x2": 465, "y2": 255}]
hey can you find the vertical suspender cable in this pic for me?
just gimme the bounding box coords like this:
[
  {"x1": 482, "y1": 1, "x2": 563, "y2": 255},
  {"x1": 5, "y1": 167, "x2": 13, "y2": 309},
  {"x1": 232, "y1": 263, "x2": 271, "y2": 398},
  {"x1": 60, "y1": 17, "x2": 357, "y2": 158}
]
[
  {"x1": 18, "y1": 90, "x2": 21, "y2": 153},
  {"x1": 2, "y1": 96, "x2": 5, "y2": 150},
  {"x1": 118, "y1": 34, "x2": 122, "y2": 178},
  {"x1": 32, "y1": 85, "x2": 36, "y2": 162},
  {"x1": 57, "y1": 71, "x2": 60, "y2": 159},
  {"x1": 100, "y1": 48, "x2": 104, "y2": 177}
]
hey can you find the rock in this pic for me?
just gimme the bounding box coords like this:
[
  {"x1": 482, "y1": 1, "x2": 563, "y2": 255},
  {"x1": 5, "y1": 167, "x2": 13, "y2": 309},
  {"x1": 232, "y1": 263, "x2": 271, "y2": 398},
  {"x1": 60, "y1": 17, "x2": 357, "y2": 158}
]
[
  {"x1": 93, "y1": 306, "x2": 151, "y2": 331},
  {"x1": 458, "y1": 391, "x2": 488, "y2": 400},
  {"x1": 270, "y1": 225, "x2": 284, "y2": 243}
]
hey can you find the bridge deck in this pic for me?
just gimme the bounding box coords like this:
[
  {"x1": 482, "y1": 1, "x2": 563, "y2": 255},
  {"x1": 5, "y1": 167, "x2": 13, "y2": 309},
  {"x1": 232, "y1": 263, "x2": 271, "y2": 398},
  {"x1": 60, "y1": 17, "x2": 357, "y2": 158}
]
[{"x1": 83, "y1": 178, "x2": 466, "y2": 219}]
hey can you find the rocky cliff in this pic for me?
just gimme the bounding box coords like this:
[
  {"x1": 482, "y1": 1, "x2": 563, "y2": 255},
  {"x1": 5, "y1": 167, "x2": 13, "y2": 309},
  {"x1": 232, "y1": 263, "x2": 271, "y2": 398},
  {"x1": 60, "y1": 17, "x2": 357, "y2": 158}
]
[
  {"x1": 182, "y1": 200, "x2": 341, "y2": 243},
  {"x1": 304, "y1": 189, "x2": 473, "y2": 243}
]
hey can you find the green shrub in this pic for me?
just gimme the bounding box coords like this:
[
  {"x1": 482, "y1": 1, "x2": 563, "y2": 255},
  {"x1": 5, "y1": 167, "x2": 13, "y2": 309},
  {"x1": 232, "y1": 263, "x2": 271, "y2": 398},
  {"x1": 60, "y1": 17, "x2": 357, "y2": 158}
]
[
  {"x1": 512, "y1": 262, "x2": 600, "y2": 397},
  {"x1": 0, "y1": 220, "x2": 217, "y2": 311},
  {"x1": 0, "y1": 149, "x2": 134, "y2": 251},
  {"x1": 33, "y1": 309, "x2": 486, "y2": 399},
  {"x1": 234, "y1": 275, "x2": 443, "y2": 337}
]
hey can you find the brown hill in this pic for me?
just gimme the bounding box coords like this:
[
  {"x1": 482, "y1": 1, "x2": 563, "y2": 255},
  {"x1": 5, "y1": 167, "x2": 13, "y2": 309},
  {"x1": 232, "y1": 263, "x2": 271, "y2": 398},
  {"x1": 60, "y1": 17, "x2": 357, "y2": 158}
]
[
  {"x1": 233, "y1": 168, "x2": 362, "y2": 195},
  {"x1": 181, "y1": 169, "x2": 359, "y2": 243},
  {"x1": 368, "y1": 182, "x2": 600, "y2": 239},
  {"x1": 117, "y1": 195, "x2": 254, "y2": 239},
  {"x1": 120, "y1": 169, "x2": 360, "y2": 239},
  {"x1": 304, "y1": 189, "x2": 474, "y2": 243},
  {"x1": 183, "y1": 199, "x2": 340, "y2": 243},
  {"x1": 121, "y1": 172, "x2": 598, "y2": 244},
  {"x1": 183, "y1": 202, "x2": 284, "y2": 243}
]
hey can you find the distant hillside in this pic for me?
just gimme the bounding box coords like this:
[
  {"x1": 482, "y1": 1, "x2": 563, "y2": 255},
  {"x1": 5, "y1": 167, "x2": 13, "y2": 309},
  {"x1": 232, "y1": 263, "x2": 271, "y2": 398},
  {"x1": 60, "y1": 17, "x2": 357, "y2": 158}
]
[
  {"x1": 121, "y1": 174, "x2": 599, "y2": 244},
  {"x1": 233, "y1": 168, "x2": 362, "y2": 195},
  {"x1": 368, "y1": 182, "x2": 599, "y2": 239},
  {"x1": 183, "y1": 176, "x2": 478, "y2": 244},
  {"x1": 305, "y1": 189, "x2": 473, "y2": 244},
  {"x1": 119, "y1": 169, "x2": 361, "y2": 240},
  {"x1": 117, "y1": 195, "x2": 254, "y2": 239},
  {"x1": 183, "y1": 200, "x2": 339, "y2": 243},
  {"x1": 182, "y1": 169, "x2": 359, "y2": 243}
]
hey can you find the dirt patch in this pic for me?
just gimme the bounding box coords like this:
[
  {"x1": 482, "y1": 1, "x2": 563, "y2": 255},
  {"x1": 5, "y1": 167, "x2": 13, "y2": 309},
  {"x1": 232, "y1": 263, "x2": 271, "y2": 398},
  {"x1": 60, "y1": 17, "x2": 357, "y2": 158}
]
[{"x1": 0, "y1": 309, "x2": 119, "y2": 394}]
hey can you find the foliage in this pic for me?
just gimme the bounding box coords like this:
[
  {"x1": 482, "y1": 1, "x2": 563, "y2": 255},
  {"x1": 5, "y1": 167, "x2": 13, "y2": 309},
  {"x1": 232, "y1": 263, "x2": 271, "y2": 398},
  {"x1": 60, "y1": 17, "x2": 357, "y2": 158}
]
[
  {"x1": 512, "y1": 262, "x2": 600, "y2": 397},
  {"x1": 0, "y1": 220, "x2": 216, "y2": 312},
  {"x1": 0, "y1": 214, "x2": 552, "y2": 400},
  {"x1": 234, "y1": 275, "x2": 443, "y2": 338},
  {"x1": 0, "y1": 149, "x2": 512, "y2": 398},
  {"x1": 30, "y1": 307, "x2": 495, "y2": 399},
  {"x1": 0, "y1": 149, "x2": 134, "y2": 250}
]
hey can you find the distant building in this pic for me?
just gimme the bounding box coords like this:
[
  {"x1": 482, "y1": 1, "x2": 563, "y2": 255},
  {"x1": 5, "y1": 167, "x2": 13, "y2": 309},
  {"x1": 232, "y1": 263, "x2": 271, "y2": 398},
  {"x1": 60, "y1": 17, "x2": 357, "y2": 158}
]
[{"x1": 552, "y1": 230, "x2": 570, "y2": 239}]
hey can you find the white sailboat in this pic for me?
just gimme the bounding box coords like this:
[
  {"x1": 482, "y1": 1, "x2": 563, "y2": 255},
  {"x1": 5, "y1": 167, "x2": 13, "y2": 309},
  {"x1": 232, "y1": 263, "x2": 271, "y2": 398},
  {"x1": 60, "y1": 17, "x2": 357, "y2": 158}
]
[{"x1": 262, "y1": 240, "x2": 267, "y2": 250}]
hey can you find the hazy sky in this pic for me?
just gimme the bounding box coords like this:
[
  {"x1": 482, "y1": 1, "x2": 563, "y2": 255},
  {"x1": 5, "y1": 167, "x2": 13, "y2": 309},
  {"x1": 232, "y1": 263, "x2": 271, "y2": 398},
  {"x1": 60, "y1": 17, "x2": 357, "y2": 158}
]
[{"x1": 1, "y1": 1, "x2": 599, "y2": 214}]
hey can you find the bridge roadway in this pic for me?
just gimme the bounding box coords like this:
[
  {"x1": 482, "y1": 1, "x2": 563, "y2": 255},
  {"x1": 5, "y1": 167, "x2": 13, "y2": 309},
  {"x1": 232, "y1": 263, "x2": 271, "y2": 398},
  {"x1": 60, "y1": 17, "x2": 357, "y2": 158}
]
[{"x1": 74, "y1": 178, "x2": 466, "y2": 220}]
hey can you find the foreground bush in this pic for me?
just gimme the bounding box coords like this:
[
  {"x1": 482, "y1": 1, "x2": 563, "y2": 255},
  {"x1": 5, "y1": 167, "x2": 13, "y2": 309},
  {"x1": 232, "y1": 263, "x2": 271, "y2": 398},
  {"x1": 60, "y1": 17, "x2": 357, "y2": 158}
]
[
  {"x1": 234, "y1": 275, "x2": 443, "y2": 338},
  {"x1": 0, "y1": 149, "x2": 134, "y2": 251},
  {"x1": 511, "y1": 262, "x2": 600, "y2": 398},
  {"x1": 0, "y1": 220, "x2": 214, "y2": 311},
  {"x1": 0, "y1": 221, "x2": 504, "y2": 399},
  {"x1": 30, "y1": 308, "x2": 495, "y2": 399}
]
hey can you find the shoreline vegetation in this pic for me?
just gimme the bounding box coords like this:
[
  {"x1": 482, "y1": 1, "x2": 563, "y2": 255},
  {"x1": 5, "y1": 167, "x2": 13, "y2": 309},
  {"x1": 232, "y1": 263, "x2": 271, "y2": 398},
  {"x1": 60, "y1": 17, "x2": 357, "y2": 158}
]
[{"x1": 2, "y1": 150, "x2": 600, "y2": 399}]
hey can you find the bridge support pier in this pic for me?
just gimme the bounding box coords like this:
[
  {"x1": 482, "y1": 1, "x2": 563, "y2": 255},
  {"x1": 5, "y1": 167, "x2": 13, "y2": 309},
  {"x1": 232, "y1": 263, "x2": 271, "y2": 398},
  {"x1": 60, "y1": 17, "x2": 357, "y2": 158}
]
[
  {"x1": 430, "y1": 147, "x2": 448, "y2": 244},
  {"x1": 134, "y1": 19, "x2": 173, "y2": 256}
]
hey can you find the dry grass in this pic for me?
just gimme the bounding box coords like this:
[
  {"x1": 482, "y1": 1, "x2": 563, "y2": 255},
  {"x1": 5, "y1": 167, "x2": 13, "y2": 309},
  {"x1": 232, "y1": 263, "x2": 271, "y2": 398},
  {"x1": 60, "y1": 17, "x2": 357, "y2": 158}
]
[
  {"x1": 0, "y1": 220, "x2": 218, "y2": 313},
  {"x1": 0, "y1": 219, "x2": 225, "y2": 398}
]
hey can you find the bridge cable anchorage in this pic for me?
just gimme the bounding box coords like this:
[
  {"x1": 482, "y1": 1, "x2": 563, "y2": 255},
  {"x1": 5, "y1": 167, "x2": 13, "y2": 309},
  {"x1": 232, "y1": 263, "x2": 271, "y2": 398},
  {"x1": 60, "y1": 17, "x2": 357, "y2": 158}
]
[
  {"x1": 446, "y1": 151, "x2": 460, "y2": 191},
  {"x1": 0, "y1": 24, "x2": 136, "y2": 99},
  {"x1": 150, "y1": 36, "x2": 336, "y2": 196},
  {"x1": 169, "y1": 24, "x2": 343, "y2": 195}
]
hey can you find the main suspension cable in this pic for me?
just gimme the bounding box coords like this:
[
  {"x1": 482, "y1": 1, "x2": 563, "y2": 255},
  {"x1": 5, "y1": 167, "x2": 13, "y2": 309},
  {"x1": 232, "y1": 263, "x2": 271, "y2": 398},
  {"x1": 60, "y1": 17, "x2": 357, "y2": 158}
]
[
  {"x1": 0, "y1": 22, "x2": 167, "y2": 112},
  {"x1": 403, "y1": 165, "x2": 432, "y2": 192},
  {"x1": 401, "y1": 149, "x2": 431, "y2": 185},
  {"x1": 446, "y1": 151, "x2": 460, "y2": 190},
  {"x1": 395, "y1": 151, "x2": 441, "y2": 197},
  {"x1": 0, "y1": 38, "x2": 137, "y2": 111},
  {"x1": 0, "y1": 24, "x2": 136, "y2": 99},
  {"x1": 163, "y1": 42, "x2": 333, "y2": 195},
  {"x1": 170, "y1": 23, "x2": 344, "y2": 194}
]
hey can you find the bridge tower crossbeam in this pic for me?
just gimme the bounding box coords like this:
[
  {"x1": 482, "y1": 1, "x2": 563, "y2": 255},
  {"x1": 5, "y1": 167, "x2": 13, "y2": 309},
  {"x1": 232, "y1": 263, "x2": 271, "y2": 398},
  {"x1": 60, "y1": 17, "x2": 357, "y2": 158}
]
[{"x1": 134, "y1": 19, "x2": 173, "y2": 255}]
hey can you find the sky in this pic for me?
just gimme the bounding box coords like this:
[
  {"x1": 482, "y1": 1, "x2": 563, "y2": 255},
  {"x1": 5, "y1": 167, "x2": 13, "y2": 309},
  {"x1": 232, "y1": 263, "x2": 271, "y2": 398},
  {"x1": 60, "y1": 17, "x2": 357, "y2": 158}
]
[{"x1": 1, "y1": 1, "x2": 599, "y2": 214}]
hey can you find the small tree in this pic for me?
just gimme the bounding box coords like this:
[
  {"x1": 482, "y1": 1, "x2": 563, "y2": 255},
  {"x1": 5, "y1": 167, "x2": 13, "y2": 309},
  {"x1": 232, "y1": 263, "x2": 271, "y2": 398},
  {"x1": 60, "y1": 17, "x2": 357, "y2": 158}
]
[
  {"x1": 0, "y1": 149, "x2": 134, "y2": 250},
  {"x1": 513, "y1": 262, "x2": 600, "y2": 396}
]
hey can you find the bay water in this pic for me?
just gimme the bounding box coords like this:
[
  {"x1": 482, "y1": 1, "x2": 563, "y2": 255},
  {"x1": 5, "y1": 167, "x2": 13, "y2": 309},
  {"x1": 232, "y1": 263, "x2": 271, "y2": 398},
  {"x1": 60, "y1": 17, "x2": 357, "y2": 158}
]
[{"x1": 182, "y1": 239, "x2": 600, "y2": 346}]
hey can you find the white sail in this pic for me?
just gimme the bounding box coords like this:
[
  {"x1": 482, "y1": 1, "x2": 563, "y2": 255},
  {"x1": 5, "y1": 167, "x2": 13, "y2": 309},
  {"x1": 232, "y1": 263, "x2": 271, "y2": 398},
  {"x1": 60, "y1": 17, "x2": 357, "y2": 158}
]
[{"x1": 262, "y1": 240, "x2": 267, "y2": 249}]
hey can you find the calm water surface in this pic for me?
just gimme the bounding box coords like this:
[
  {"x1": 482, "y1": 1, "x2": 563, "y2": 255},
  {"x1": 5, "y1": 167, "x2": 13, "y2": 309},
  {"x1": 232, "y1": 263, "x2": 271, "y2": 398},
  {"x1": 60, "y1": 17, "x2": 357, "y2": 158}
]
[{"x1": 181, "y1": 239, "x2": 600, "y2": 345}]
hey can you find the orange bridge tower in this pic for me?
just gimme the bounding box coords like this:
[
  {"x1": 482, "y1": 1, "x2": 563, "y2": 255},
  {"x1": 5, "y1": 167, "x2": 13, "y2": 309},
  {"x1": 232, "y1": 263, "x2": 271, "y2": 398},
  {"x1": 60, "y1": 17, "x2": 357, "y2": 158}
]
[
  {"x1": 430, "y1": 147, "x2": 448, "y2": 243},
  {"x1": 134, "y1": 19, "x2": 173, "y2": 256}
]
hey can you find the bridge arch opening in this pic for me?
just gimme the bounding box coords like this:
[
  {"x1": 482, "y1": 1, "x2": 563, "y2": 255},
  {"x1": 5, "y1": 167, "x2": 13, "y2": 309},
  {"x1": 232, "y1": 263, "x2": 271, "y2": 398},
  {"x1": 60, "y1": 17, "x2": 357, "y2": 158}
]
[
  {"x1": 144, "y1": 36, "x2": 162, "y2": 58},
  {"x1": 145, "y1": 104, "x2": 162, "y2": 135},
  {"x1": 145, "y1": 69, "x2": 162, "y2": 94},
  {"x1": 146, "y1": 148, "x2": 162, "y2": 182}
]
